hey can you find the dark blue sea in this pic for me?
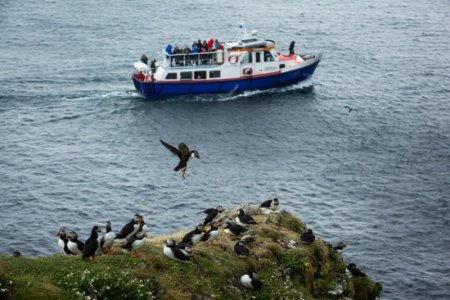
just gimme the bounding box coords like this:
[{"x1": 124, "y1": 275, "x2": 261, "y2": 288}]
[{"x1": 1, "y1": 0, "x2": 449, "y2": 299}]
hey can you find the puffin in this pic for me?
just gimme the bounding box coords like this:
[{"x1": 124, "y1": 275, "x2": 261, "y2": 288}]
[
  {"x1": 67, "y1": 231, "x2": 84, "y2": 255},
  {"x1": 240, "y1": 272, "x2": 263, "y2": 290},
  {"x1": 99, "y1": 221, "x2": 116, "y2": 254},
  {"x1": 300, "y1": 229, "x2": 315, "y2": 244},
  {"x1": 201, "y1": 206, "x2": 225, "y2": 226},
  {"x1": 181, "y1": 225, "x2": 204, "y2": 245},
  {"x1": 233, "y1": 240, "x2": 250, "y2": 258},
  {"x1": 115, "y1": 214, "x2": 142, "y2": 240},
  {"x1": 344, "y1": 105, "x2": 358, "y2": 113},
  {"x1": 121, "y1": 221, "x2": 148, "y2": 256},
  {"x1": 347, "y1": 263, "x2": 367, "y2": 277},
  {"x1": 260, "y1": 198, "x2": 279, "y2": 210},
  {"x1": 12, "y1": 250, "x2": 22, "y2": 257},
  {"x1": 176, "y1": 241, "x2": 193, "y2": 256},
  {"x1": 223, "y1": 222, "x2": 248, "y2": 236},
  {"x1": 160, "y1": 139, "x2": 200, "y2": 179},
  {"x1": 333, "y1": 241, "x2": 347, "y2": 251},
  {"x1": 163, "y1": 239, "x2": 191, "y2": 262},
  {"x1": 57, "y1": 229, "x2": 73, "y2": 255},
  {"x1": 82, "y1": 225, "x2": 101, "y2": 260},
  {"x1": 236, "y1": 209, "x2": 257, "y2": 226},
  {"x1": 200, "y1": 223, "x2": 220, "y2": 246}
]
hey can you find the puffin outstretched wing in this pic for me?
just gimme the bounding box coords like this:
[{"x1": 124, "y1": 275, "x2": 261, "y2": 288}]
[
  {"x1": 178, "y1": 143, "x2": 190, "y2": 157},
  {"x1": 160, "y1": 139, "x2": 180, "y2": 156}
]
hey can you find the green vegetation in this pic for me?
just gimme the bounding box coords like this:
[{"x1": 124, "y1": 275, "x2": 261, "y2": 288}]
[{"x1": 0, "y1": 210, "x2": 382, "y2": 300}]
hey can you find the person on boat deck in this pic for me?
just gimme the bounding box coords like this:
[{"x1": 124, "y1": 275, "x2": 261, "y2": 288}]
[
  {"x1": 207, "y1": 38, "x2": 214, "y2": 50},
  {"x1": 213, "y1": 39, "x2": 220, "y2": 50},
  {"x1": 191, "y1": 44, "x2": 199, "y2": 65},
  {"x1": 140, "y1": 54, "x2": 148, "y2": 65},
  {"x1": 196, "y1": 39, "x2": 202, "y2": 51},
  {"x1": 150, "y1": 59, "x2": 156, "y2": 74},
  {"x1": 289, "y1": 41, "x2": 296, "y2": 55},
  {"x1": 202, "y1": 40, "x2": 208, "y2": 51},
  {"x1": 165, "y1": 44, "x2": 173, "y2": 58},
  {"x1": 217, "y1": 40, "x2": 224, "y2": 50}
]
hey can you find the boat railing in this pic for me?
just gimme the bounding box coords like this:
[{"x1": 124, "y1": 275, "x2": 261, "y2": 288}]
[{"x1": 163, "y1": 49, "x2": 225, "y2": 68}]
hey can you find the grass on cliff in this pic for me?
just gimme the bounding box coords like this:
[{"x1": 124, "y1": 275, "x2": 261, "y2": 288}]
[{"x1": 0, "y1": 210, "x2": 381, "y2": 300}]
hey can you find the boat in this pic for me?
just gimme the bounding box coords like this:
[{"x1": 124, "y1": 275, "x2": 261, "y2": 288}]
[{"x1": 132, "y1": 26, "x2": 321, "y2": 99}]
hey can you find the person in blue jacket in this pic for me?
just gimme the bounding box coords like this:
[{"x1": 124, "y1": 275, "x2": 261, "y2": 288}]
[{"x1": 165, "y1": 44, "x2": 173, "y2": 58}]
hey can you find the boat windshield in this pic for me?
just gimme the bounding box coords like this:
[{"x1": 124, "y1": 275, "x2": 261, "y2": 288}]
[{"x1": 164, "y1": 50, "x2": 224, "y2": 68}]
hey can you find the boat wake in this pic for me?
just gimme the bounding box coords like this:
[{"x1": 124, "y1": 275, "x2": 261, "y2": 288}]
[{"x1": 184, "y1": 78, "x2": 315, "y2": 103}]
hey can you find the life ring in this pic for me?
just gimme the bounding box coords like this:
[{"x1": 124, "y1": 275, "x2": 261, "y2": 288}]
[
  {"x1": 228, "y1": 54, "x2": 239, "y2": 64},
  {"x1": 243, "y1": 67, "x2": 253, "y2": 76}
]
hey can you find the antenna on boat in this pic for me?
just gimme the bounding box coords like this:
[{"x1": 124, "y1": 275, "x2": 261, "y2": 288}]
[{"x1": 233, "y1": 23, "x2": 248, "y2": 41}]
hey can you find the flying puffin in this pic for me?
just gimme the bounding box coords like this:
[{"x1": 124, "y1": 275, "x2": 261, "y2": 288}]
[
  {"x1": 181, "y1": 225, "x2": 204, "y2": 245},
  {"x1": 56, "y1": 229, "x2": 73, "y2": 255},
  {"x1": 115, "y1": 214, "x2": 142, "y2": 240},
  {"x1": 240, "y1": 272, "x2": 263, "y2": 290},
  {"x1": 67, "y1": 231, "x2": 84, "y2": 255},
  {"x1": 300, "y1": 229, "x2": 315, "y2": 244},
  {"x1": 160, "y1": 139, "x2": 200, "y2": 179},
  {"x1": 201, "y1": 206, "x2": 225, "y2": 226},
  {"x1": 236, "y1": 209, "x2": 257, "y2": 227},
  {"x1": 163, "y1": 239, "x2": 191, "y2": 262},
  {"x1": 344, "y1": 105, "x2": 358, "y2": 112},
  {"x1": 347, "y1": 263, "x2": 367, "y2": 277},
  {"x1": 82, "y1": 225, "x2": 101, "y2": 260},
  {"x1": 99, "y1": 221, "x2": 116, "y2": 254},
  {"x1": 260, "y1": 198, "x2": 279, "y2": 210},
  {"x1": 200, "y1": 223, "x2": 220, "y2": 246},
  {"x1": 233, "y1": 240, "x2": 250, "y2": 258},
  {"x1": 223, "y1": 222, "x2": 248, "y2": 236}
]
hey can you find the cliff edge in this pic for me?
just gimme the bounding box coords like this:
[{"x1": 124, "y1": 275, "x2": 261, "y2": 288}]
[{"x1": 0, "y1": 208, "x2": 382, "y2": 300}]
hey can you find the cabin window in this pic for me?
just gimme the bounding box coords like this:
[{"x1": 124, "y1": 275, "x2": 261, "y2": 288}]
[
  {"x1": 209, "y1": 70, "x2": 221, "y2": 78},
  {"x1": 194, "y1": 71, "x2": 207, "y2": 79},
  {"x1": 264, "y1": 51, "x2": 274, "y2": 62},
  {"x1": 279, "y1": 64, "x2": 286, "y2": 69},
  {"x1": 256, "y1": 52, "x2": 261, "y2": 63},
  {"x1": 180, "y1": 72, "x2": 192, "y2": 80},
  {"x1": 240, "y1": 52, "x2": 252, "y2": 64},
  {"x1": 166, "y1": 73, "x2": 177, "y2": 79}
]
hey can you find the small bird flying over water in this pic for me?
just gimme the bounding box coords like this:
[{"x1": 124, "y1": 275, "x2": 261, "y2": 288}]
[
  {"x1": 160, "y1": 139, "x2": 200, "y2": 179},
  {"x1": 344, "y1": 105, "x2": 358, "y2": 112}
]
